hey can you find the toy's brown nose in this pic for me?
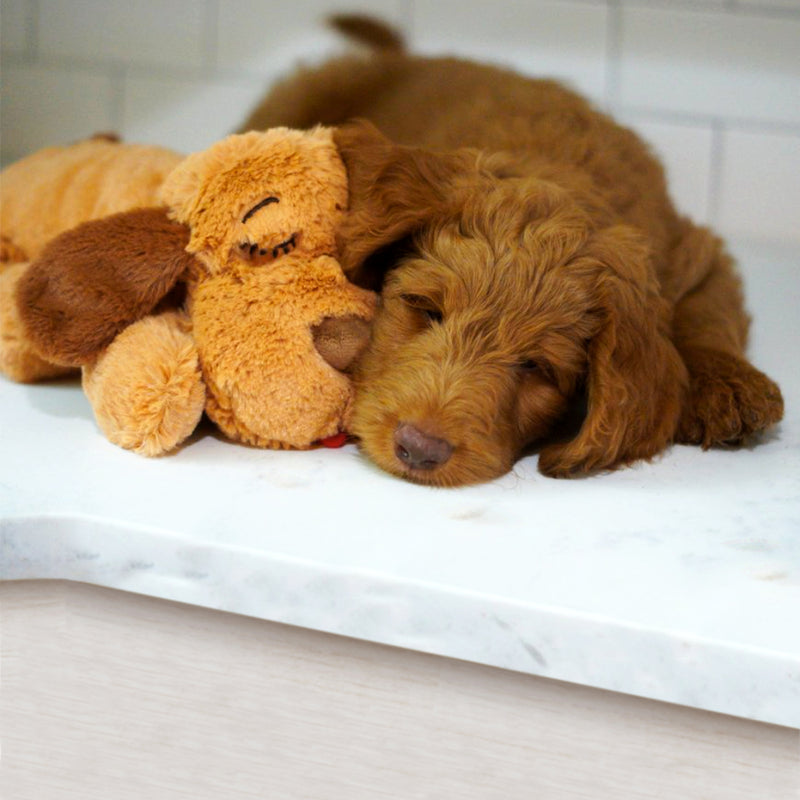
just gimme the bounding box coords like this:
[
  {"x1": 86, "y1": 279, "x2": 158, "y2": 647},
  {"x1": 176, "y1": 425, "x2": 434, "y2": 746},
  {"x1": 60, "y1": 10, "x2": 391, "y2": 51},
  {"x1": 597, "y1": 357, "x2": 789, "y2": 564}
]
[
  {"x1": 394, "y1": 423, "x2": 453, "y2": 471},
  {"x1": 312, "y1": 315, "x2": 371, "y2": 372}
]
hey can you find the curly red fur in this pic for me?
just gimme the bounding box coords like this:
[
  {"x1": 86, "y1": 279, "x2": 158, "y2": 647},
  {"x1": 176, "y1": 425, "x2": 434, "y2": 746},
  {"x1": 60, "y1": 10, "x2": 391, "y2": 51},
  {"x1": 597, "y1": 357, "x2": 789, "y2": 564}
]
[{"x1": 242, "y1": 21, "x2": 784, "y2": 485}]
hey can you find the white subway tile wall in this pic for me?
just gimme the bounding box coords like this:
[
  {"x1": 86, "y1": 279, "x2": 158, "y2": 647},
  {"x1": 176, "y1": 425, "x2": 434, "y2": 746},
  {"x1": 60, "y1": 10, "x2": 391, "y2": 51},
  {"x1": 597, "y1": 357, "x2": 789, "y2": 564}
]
[
  {"x1": 1, "y1": 65, "x2": 116, "y2": 153},
  {"x1": 36, "y1": 0, "x2": 210, "y2": 70},
  {"x1": 411, "y1": 0, "x2": 610, "y2": 101},
  {"x1": 121, "y1": 75, "x2": 264, "y2": 154},
  {"x1": 1, "y1": 0, "x2": 799, "y2": 244},
  {"x1": 0, "y1": 0, "x2": 28, "y2": 54},
  {"x1": 214, "y1": 0, "x2": 405, "y2": 77},
  {"x1": 617, "y1": 6, "x2": 800, "y2": 126}
]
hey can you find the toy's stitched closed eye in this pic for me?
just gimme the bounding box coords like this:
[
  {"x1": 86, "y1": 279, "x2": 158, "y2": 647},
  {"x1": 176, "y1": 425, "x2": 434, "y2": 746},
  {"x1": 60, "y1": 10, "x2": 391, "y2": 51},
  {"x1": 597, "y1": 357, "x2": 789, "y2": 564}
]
[{"x1": 238, "y1": 233, "x2": 299, "y2": 265}]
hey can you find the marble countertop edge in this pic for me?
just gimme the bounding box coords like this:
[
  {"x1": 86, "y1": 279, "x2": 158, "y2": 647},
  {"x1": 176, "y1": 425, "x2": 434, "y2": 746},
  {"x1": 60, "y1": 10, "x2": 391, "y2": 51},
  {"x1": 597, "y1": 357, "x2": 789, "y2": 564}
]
[{"x1": 2, "y1": 512, "x2": 797, "y2": 729}]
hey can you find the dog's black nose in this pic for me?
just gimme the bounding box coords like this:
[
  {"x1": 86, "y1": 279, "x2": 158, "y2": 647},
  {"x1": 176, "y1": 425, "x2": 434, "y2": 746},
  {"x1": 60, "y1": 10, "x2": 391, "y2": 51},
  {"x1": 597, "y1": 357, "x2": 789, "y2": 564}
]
[{"x1": 394, "y1": 423, "x2": 453, "y2": 470}]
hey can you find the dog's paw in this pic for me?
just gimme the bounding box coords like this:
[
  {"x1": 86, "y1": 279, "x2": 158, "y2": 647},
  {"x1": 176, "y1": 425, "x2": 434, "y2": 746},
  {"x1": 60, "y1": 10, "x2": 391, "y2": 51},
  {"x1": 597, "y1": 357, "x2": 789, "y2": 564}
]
[{"x1": 677, "y1": 348, "x2": 783, "y2": 448}]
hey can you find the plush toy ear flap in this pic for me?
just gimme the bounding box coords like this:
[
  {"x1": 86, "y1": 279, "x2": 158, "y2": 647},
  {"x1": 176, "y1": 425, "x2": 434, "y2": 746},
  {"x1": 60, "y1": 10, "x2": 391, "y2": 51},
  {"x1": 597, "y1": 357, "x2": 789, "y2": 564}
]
[{"x1": 17, "y1": 207, "x2": 197, "y2": 365}]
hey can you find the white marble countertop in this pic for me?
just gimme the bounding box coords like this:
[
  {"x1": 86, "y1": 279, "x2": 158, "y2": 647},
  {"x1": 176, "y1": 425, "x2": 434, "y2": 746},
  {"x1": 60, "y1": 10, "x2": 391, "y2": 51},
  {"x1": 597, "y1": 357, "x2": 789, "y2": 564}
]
[{"x1": 2, "y1": 241, "x2": 798, "y2": 729}]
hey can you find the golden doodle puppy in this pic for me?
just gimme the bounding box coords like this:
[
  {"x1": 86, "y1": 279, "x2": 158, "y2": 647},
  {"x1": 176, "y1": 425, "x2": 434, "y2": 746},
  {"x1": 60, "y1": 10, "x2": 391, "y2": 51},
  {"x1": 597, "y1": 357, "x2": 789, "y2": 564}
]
[{"x1": 242, "y1": 16, "x2": 784, "y2": 486}]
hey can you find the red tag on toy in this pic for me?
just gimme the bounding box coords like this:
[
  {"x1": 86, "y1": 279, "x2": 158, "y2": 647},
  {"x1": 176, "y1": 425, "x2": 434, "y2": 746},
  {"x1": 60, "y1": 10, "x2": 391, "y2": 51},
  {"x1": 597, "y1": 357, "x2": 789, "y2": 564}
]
[{"x1": 319, "y1": 432, "x2": 349, "y2": 448}]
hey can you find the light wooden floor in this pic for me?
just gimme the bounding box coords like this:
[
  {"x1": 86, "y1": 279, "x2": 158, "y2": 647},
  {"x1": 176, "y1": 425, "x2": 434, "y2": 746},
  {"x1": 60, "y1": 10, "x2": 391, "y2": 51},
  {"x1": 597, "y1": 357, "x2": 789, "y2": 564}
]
[{"x1": 1, "y1": 580, "x2": 797, "y2": 799}]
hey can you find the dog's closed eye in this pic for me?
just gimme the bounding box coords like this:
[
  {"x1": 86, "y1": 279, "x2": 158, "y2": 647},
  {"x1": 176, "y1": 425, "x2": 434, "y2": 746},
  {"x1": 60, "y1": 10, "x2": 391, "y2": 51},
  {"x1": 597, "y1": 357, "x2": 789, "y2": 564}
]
[
  {"x1": 518, "y1": 358, "x2": 557, "y2": 384},
  {"x1": 401, "y1": 293, "x2": 443, "y2": 324}
]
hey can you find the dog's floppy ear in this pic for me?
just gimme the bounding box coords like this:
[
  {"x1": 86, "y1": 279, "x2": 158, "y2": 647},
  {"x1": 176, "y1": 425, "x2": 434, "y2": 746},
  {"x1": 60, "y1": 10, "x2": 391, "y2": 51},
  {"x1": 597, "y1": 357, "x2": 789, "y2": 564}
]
[
  {"x1": 17, "y1": 207, "x2": 196, "y2": 365},
  {"x1": 538, "y1": 226, "x2": 688, "y2": 477},
  {"x1": 333, "y1": 120, "x2": 471, "y2": 288}
]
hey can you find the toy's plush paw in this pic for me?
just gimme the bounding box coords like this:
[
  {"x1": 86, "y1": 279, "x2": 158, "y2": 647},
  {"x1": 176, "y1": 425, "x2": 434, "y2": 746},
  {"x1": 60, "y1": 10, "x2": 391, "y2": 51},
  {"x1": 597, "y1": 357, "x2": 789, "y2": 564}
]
[
  {"x1": 83, "y1": 311, "x2": 206, "y2": 455},
  {"x1": 677, "y1": 347, "x2": 784, "y2": 447},
  {"x1": 0, "y1": 261, "x2": 76, "y2": 382}
]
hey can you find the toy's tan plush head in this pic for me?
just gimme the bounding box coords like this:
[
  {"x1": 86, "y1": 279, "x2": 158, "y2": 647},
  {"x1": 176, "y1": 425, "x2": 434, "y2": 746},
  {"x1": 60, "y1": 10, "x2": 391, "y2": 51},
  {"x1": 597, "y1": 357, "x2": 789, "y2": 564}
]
[
  {"x1": 11, "y1": 128, "x2": 377, "y2": 454},
  {"x1": 161, "y1": 128, "x2": 348, "y2": 274},
  {"x1": 156, "y1": 127, "x2": 375, "y2": 448}
]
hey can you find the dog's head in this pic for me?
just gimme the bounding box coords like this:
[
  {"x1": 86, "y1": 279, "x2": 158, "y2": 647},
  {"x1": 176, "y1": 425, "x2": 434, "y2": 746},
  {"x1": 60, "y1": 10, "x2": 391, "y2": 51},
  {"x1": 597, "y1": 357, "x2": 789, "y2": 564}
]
[{"x1": 334, "y1": 121, "x2": 687, "y2": 485}]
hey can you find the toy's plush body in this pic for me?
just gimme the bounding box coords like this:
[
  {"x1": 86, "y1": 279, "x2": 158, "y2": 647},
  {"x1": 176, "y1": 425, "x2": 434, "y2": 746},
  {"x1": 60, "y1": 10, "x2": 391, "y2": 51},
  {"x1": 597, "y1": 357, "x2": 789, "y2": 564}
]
[
  {"x1": 0, "y1": 135, "x2": 182, "y2": 260},
  {"x1": 0, "y1": 136, "x2": 183, "y2": 384},
  {"x1": 0, "y1": 129, "x2": 377, "y2": 454}
]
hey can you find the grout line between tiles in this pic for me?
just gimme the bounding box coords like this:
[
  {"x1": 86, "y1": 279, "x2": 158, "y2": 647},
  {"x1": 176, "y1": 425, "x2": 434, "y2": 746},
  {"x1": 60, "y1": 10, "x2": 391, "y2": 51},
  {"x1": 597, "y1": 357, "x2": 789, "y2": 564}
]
[
  {"x1": 618, "y1": 0, "x2": 800, "y2": 19},
  {"x1": 26, "y1": 0, "x2": 40, "y2": 61},
  {"x1": 605, "y1": 0, "x2": 623, "y2": 112},
  {"x1": 108, "y1": 65, "x2": 127, "y2": 137}
]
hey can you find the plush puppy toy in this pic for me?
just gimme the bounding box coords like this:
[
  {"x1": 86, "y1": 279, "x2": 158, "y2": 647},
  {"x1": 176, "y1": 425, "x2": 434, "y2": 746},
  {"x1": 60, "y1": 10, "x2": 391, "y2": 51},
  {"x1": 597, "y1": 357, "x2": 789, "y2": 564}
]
[{"x1": 0, "y1": 129, "x2": 377, "y2": 454}]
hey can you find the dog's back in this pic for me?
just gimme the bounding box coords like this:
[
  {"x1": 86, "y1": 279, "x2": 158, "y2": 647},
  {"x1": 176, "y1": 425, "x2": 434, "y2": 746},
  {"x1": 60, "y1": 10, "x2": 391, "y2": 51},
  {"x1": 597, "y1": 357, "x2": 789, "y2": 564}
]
[{"x1": 241, "y1": 16, "x2": 676, "y2": 262}]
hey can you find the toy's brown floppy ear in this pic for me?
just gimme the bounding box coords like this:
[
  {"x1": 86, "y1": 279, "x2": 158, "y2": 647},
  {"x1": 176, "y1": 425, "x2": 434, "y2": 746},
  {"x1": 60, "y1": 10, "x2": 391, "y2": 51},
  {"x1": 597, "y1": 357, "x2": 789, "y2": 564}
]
[
  {"x1": 333, "y1": 120, "x2": 473, "y2": 289},
  {"x1": 18, "y1": 207, "x2": 197, "y2": 365}
]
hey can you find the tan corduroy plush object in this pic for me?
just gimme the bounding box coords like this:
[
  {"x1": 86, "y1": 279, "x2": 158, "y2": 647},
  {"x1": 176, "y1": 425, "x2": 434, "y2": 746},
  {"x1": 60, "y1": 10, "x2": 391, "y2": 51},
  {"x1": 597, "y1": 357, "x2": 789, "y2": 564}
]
[{"x1": 0, "y1": 129, "x2": 377, "y2": 454}]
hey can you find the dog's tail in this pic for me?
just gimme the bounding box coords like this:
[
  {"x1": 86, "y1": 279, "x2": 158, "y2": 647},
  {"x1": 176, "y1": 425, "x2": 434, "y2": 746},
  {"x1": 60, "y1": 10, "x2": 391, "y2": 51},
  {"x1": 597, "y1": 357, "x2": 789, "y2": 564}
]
[{"x1": 328, "y1": 14, "x2": 406, "y2": 52}]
